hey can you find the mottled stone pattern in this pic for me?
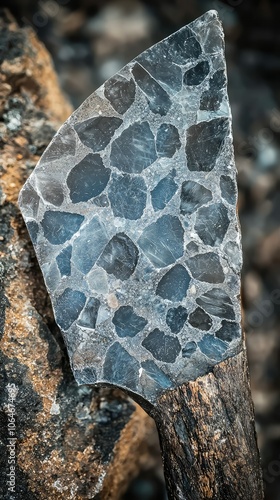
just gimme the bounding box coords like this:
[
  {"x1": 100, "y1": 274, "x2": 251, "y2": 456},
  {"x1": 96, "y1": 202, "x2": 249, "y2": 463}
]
[{"x1": 19, "y1": 10, "x2": 242, "y2": 404}]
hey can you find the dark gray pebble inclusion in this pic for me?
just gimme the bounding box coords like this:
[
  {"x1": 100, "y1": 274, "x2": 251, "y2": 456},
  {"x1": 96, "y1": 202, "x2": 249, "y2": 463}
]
[
  {"x1": 151, "y1": 170, "x2": 178, "y2": 211},
  {"x1": 183, "y1": 60, "x2": 210, "y2": 86},
  {"x1": 166, "y1": 306, "x2": 188, "y2": 334},
  {"x1": 138, "y1": 215, "x2": 184, "y2": 268},
  {"x1": 98, "y1": 233, "x2": 139, "y2": 280},
  {"x1": 156, "y1": 265, "x2": 191, "y2": 301},
  {"x1": 113, "y1": 306, "x2": 147, "y2": 338},
  {"x1": 189, "y1": 307, "x2": 212, "y2": 331},
  {"x1": 108, "y1": 174, "x2": 147, "y2": 220},
  {"x1": 67, "y1": 153, "x2": 110, "y2": 203},
  {"x1": 19, "y1": 10, "x2": 242, "y2": 405},
  {"x1": 104, "y1": 74, "x2": 136, "y2": 114},
  {"x1": 142, "y1": 329, "x2": 181, "y2": 363}
]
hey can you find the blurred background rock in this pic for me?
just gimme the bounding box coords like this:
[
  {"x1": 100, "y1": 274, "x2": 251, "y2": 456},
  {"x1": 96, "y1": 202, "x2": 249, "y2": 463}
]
[{"x1": 2, "y1": 0, "x2": 280, "y2": 498}]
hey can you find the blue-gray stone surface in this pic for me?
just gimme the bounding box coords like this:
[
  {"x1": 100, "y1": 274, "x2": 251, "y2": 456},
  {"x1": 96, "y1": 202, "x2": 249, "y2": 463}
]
[{"x1": 19, "y1": 10, "x2": 242, "y2": 405}]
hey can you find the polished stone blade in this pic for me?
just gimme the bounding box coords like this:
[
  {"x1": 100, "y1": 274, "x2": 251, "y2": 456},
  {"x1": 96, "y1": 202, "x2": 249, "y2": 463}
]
[{"x1": 19, "y1": 10, "x2": 242, "y2": 405}]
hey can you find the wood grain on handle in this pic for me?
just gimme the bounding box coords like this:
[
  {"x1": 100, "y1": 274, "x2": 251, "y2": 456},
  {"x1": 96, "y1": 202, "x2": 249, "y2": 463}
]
[{"x1": 151, "y1": 349, "x2": 264, "y2": 500}]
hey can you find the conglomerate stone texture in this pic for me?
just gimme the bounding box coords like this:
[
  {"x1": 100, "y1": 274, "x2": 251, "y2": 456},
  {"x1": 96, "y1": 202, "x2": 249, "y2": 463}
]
[{"x1": 19, "y1": 10, "x2": 243, "y2": 405}]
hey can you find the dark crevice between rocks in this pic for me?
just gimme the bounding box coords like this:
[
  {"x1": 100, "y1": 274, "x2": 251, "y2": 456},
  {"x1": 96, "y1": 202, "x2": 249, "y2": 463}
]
[
  {"x1": 0, "y1": 24, "x2": 25, "y2": 64},
  {"x1": 0, "y1": 352, "x2": 43, "y2": 434}
]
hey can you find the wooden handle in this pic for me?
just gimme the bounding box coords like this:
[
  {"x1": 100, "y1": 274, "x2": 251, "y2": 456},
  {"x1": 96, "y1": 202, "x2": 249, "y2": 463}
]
[{"x1": 151, "y1": 350, "x2": 263, "y2": 500}]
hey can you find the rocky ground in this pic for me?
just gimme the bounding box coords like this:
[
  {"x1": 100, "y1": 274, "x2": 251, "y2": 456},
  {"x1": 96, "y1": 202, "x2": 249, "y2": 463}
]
[{"x1": 1, "y1": 0, "x2": 280, "y2": 499}]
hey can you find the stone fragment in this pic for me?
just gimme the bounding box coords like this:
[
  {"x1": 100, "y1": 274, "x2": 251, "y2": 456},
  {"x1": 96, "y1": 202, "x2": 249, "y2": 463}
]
[
  {"x1": 186, "y1": 241, "x2": 199, "y2": 253},
  {"x1": 86, "y1": 268, "x2": 108, "y2": 294},
  {"x1": 137, "y1": 49, "x2": 182, "y2": 93},
  {"x1": 72, "y1": 217, "x2": 108, "y2": 274},
  {"x1": 26, "y1": 221, "x2": 39, "y2": 243},
  {"x1": 156, "y1": 265, "x2": 191, "y2": 301},
  {"x1": 216, "y1": 320, "x2": 241, "y2": 342},
  {"x1": 195, "y1": 203, "x2": 230, "y2": 246},
  {"x1": 200, "y1": 69, "x2": 226, "y2": 111},
  {"x1": 224, "y1": 241, "x2": 242, "y2": 271},
  {"x1": 189, "y1": 307, "x2": 212, "y2": 331},
  {"x1": 74, "y1": 366, "x2": 97, "y2": 384},
  {"x1": 142, "y1": 329, "x2": 181, "y2": 363},
  {"x1": 41, "y1": 211, "x2": 84, "y2": 245},
  {"x1": 67, "y1": 153, "x2": 110, "y2": 203},
  {"x1": 98, "y1": 233, "x2": 139, "y2": 280},
  {"x1": 156, "y1": 125, "x2": 180, "y2": 158},
  {"x1": 19, "y1": 183, "x2": 40, "y2": 217},
  {"x1": 93, "y1": 194, "x2": 109, "y2": 207},
  {"x1": 220, "y1": 175, "x2": 236, "y2": 205},
  {"x1": 183, "y1": 61, "x2": 210, "y2": 86},
  {"x1": 103, "y1": 342, "x2": 139, "y2": 391},
  {"x1": 108, "y1": 174, "x2": 147, "y2": 220},
  {"x1": 180, "y1": 180, "x2": 212, "y2": 215},
  {"x1": 113, "y1": 306, "x2": 147, "y2": 338},
  {"x1": 196, "y1": 288, "x2": 235, "y2": 320},
  {"x1": 56, "y1": 245, "x2": 72, "y2": 276},
  {"x1": 187, "y1": 252, "x2": 225, "y2": 283},
  {"x1": 151, "y1": 170, "x2": 177, "y2": 211},
  {"x1": 186, "y1": 118, "x2": 229, "y2": 172},
  {"x1": 75, "y1": 116, "x2": 122, "y2": 151},
  {"x1": 110, "y1": 122, "x2": 157, "y2": 174},
  {"x1": 166, "y1": 306, "x2": 188, "y2": 334},
  {"x1": 42, "y1": 126, "x2": 76, "y2": 160},
  {"x1": 182, "y1": 341, "x2": 197, "y2": 358},
  {"x1": 54, "y1": 288, "x2": 86, "y2": 331},
  {"x1": 36, "y1": 170, "x2": 65, "y2": 206},
  {"x1": 132, "y1": 63, "x2": 172, "y2": 115},
  {"x1": 198, "y1": 334, "x2": 228, "y2": 361},
  {"x1": 141, "y1": 360, "x2": 173, "y2": 389},
  {"x1": 77, "y1": 298, "x2": 100, "y2": 329},
  {"x1": 138, "y1": 215, "x2": 184, "y2": 268},
  {"x1": 104, "y1": 74, "x2": 136, "y2": 114}
]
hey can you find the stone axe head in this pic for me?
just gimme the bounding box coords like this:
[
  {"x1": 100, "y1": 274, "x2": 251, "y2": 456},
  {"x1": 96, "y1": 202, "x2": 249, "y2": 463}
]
[
  {"x1": 17, "y1": 12, "x2": 264, "y2": 500},
  {"x1": 18, "y1": 10, "x2": 242, "y2": 412}
]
